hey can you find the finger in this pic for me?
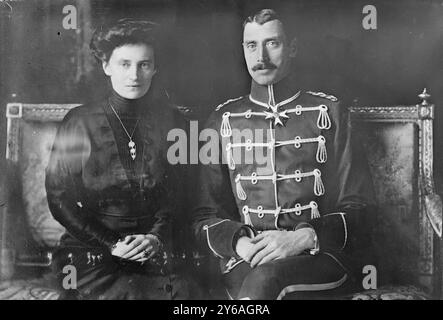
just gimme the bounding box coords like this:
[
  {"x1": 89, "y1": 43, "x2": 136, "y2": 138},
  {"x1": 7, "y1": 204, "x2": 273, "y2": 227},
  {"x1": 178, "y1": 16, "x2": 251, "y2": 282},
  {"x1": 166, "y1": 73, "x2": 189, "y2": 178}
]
[
  {"x1": 123, "y1": 235, "x2": 134, "y2": 244},
  {"x1": 250, "y1": 231, "x2": 276, "y2": 244},
  {"x1": 128, "y1": 245, "x2": 153, "y2": 261},
  {"x1": 257, "y1": 251, "x2": 280, "y2": 266},
  {"x1": 244, "y1": 238, "x2": 269, "y2": 262},
  {"x1": 112, "y1": 243, "x2": 134, "y2": 257},
  {"x1": 122, "y1": 240, "x2": 147, "y2": 259},
  {"x1": 137, "y1": 258, "x2": 149, "y2": 263},
  {"x1": 250, "y1": 245, "x2": 274, "y2": 268},
  {"x1": 146, "y1": 248, "x2": 157, "y2": 260},
  {"x1": 129, "y1": 250, "x2": 147, "y2": 261},
  {"x1": 125, "y1": 237, "x2": 143, "y2": 250}
]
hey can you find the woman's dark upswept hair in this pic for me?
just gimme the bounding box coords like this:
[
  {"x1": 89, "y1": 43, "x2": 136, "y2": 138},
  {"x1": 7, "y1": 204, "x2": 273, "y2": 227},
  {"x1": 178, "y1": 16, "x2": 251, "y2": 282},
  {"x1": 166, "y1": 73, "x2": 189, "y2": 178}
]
[{"x1": 90, "y1": 18, "x2": 160, "y2": 63}]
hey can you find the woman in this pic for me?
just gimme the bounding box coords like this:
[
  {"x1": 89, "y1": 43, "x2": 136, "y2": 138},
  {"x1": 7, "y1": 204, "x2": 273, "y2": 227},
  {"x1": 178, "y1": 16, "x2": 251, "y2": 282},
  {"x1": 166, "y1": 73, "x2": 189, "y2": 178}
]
[{"x1": 45, "y1": 19, "x2": 193, "y2": 299}]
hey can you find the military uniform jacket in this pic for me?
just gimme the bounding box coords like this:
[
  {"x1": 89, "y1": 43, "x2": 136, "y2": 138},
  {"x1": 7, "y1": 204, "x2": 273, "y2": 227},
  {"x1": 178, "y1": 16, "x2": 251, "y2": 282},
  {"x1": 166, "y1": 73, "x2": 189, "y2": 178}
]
[
  {"x1": 45, "y1": 90, "x2": 182, "y2": 251},
  {"x1": 192, "y1": 77, "x2": 375, "y2": 271}
]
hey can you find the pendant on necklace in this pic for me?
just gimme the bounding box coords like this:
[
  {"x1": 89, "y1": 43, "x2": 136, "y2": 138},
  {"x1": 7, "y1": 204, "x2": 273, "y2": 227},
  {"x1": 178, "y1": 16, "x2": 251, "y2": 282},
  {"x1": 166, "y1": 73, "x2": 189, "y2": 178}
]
[{"x1": 128, "y1": 140, "x2": 136, "y2": 160}]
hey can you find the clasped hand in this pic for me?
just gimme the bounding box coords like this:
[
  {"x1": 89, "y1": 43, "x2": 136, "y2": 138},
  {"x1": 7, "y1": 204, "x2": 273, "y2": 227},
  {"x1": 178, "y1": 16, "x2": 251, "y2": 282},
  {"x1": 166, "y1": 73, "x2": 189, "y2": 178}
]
[
  {"x1": 235, "y1": 228, "x2": 315, "y2": 268},
  {"x1": 111, "y1": 234, "x2": 160, "y2": 263}
]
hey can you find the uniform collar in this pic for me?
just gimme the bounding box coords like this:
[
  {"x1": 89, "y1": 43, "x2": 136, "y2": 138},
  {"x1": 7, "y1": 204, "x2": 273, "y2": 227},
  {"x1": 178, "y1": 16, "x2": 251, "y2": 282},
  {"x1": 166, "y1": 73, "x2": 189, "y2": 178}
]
[{"x1": 249, "y1": 75, "x2": 301, "y2": 110}]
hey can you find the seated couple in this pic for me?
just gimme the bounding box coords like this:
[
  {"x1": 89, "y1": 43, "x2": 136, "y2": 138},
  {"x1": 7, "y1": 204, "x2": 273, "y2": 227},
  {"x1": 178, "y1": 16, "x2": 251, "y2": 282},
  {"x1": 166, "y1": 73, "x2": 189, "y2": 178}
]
[{"x1": 46, "y1": 10, "x2": 375, "y2": 300}]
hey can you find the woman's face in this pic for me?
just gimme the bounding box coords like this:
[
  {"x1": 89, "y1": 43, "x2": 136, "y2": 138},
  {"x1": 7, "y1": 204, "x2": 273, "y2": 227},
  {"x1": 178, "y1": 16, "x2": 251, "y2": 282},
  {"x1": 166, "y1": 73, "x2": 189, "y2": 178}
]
[{"x1": 103, "y1": 43, "x2": 156, "y2": 100}]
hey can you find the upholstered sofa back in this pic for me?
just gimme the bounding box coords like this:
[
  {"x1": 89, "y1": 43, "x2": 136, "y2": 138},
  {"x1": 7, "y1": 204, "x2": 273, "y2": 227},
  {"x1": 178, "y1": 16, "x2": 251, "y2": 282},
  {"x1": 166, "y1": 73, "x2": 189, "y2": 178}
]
[{"x1": 349, "y1": 93, "x2": 441, "y2": 294}]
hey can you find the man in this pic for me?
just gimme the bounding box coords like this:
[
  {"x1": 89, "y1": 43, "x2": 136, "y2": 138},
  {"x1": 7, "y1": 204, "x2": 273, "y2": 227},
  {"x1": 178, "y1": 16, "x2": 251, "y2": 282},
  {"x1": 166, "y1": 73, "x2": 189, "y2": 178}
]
[{"x1": 192, "y1": 9, "x2": 375, "y2": 300}]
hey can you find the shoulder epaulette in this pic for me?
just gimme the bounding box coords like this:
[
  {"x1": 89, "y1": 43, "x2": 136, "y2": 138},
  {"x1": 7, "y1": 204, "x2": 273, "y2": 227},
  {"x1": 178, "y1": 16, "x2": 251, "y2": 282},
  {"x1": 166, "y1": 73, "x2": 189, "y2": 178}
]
[
  {"x1": 306, "y1": 91, "x2": 338, "y2": 102},
  {"x1": 215, "y1": 96, "x2": 244, "y2": 111}
]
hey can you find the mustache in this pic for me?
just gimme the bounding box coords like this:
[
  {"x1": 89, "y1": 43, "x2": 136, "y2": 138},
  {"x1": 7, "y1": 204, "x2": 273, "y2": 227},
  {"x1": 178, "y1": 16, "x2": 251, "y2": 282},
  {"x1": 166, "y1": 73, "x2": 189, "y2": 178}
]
[{"x1": 252, "y1": 62, "x2": 277, "y2": 71}]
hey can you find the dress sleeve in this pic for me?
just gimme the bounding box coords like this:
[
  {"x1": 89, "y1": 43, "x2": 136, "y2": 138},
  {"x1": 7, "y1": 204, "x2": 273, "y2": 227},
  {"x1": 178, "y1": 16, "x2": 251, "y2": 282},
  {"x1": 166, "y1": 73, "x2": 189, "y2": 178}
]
[
  {"x1": 146, "y1": 106, "x2": 185, "y2": 249},
  {"x1": 145, "y1": 169, "x2": 173, "y2": 248},
  {"x1": 45, "y1": 112, "x2": 121, "y2": 250}
]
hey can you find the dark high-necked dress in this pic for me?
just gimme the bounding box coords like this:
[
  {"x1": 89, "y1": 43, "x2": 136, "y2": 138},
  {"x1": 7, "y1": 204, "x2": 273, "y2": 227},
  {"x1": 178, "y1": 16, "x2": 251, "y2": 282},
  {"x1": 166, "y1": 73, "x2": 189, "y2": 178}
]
[{"x1": 45, "y1": 88, "x2": 192, "y2": 299}]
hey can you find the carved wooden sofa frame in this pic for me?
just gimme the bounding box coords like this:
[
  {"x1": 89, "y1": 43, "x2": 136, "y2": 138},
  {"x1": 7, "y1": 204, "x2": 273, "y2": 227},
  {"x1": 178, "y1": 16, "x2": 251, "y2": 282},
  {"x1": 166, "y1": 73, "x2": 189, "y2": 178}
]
[{"x1": 349, "y1": 89, "x2": 442, "y2": 297}]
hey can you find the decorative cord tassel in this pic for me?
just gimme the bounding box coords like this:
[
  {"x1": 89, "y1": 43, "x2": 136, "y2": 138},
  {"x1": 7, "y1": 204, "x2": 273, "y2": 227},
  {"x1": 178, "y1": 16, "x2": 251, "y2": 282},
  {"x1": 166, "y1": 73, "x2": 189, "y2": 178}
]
[
  {"x1": 273, "y1": 206, "x2": 282, "y2": 230},
  {"x1": 226, "y1": 144, "x2": 235, "y2": 170},
  {"x1": 236, "y1": 174, "x2": 247, "y2": 200},
  {"x1": 310, "y1": 202, "x2": 321, "y2": 219},
  {"x1": 316, "y1": 136, "x2": 327, "y2": 163},
  {"x1": 221, "y1": 112, "x2": 232, "y2": 137},
  {"x1": 242, "y1": 206, "x2": 252, "y2": 225},
  {"x1": 317, "y1": 106, "x2": 331, "y2": 129},
  {"x1": 313, "y1": 169, "x2": 325, "y2": 196}
]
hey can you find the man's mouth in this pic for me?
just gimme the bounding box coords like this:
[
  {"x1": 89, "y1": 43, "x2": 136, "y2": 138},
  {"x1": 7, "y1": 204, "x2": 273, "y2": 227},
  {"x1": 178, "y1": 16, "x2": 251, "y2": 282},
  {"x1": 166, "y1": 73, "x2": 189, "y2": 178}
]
[{"x1": 252, "y1": 63, "x2": 277, "y2": 72}]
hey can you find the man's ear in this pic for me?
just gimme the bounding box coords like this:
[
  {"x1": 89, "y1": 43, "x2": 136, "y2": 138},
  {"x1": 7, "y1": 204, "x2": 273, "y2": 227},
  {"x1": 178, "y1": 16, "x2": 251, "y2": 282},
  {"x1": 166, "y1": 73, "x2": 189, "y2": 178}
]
[
  {"x1": 289, "y1": 37, "x2": 297, "y2": 58},
  {"x1": 102, "y1": 60, "x2": 111, "y2": 76}
]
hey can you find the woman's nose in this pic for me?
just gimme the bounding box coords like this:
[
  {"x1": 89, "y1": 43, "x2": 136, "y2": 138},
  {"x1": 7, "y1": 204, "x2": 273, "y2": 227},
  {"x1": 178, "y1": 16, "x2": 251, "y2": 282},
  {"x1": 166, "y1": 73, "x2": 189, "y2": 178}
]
[{"x1": 128, "y1": 65, "x2": 139, "y2": 80}]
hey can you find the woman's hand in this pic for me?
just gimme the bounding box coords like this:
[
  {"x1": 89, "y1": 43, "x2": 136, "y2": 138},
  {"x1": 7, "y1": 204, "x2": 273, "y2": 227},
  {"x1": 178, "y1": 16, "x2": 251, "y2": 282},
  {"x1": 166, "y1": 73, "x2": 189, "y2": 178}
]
[{"x1": 111, "y1": 234, "x2": 161, "y2": 262}]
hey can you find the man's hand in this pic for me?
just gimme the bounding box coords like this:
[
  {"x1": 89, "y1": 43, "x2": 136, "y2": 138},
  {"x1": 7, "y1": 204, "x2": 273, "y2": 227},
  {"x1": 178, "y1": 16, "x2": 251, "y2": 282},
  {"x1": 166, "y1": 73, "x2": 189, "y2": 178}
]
[
  {"x1": 235, "y1": 236, "x2": 256, "y2": 261},
  {"x1": 246, "y1": 229, "x2": 316, "y2": 268},
  {"x1": 111, "y1": 234, "x2": 161, "y2": 262}
]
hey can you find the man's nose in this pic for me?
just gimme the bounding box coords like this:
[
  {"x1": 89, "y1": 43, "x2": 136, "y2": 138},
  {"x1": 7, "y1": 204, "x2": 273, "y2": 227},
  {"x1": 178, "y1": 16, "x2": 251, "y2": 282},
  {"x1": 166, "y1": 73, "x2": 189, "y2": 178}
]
[{"x1": 257, "y1": 43, "x2": 269, "y2": 63}]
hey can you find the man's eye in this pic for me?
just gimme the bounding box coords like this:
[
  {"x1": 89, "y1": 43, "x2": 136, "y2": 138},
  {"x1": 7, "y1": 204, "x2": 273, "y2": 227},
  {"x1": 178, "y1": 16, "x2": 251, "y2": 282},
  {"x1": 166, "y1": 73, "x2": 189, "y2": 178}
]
[
  {"x1": 245, "y1": 43, "x2": 256, "y2": 51},
  {"x1": 140, "y1": 62, "x2": 151, "y2": 68},
  {"x1": 267, "y1": 40, "x2": 280, "y2": 48},
  {"x1": 121, "y1": 62, "x2": 130, "y2": 68}
]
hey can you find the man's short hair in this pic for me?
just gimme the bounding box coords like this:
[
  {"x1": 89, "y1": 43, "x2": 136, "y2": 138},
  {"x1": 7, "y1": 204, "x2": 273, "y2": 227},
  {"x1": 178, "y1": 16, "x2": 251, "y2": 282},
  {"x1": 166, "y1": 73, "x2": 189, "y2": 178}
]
[
  {"x1": 90, "y1": 18, "x2": 159, "y2": 63},
  {"x1": 242, "y1": 9, "x2": 281, "y2": 29},
  {"x1": 242, "y1": 8, "x2": 295, "y2": 40}
]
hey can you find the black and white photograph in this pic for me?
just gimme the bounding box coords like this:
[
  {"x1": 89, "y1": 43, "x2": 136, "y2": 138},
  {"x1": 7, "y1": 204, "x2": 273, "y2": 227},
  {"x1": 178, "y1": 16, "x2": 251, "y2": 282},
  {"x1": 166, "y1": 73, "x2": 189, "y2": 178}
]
[{"x1": 0, "y1": 0, "x2": 443, "y2": 307}]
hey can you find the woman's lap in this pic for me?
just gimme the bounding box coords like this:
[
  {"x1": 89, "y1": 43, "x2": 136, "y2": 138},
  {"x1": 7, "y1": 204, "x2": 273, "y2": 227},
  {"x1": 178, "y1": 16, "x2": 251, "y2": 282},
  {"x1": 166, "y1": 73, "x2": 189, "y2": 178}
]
[{"x1": 52, "y1": 246, "x2": 200, "y2": 300}]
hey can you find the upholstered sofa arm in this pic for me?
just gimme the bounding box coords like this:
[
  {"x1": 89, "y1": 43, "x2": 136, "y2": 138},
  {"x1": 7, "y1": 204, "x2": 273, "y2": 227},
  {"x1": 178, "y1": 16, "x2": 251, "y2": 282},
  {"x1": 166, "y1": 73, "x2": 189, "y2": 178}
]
[{"x1": 422, "y1": 180, "x2": 443, "y2": 238}]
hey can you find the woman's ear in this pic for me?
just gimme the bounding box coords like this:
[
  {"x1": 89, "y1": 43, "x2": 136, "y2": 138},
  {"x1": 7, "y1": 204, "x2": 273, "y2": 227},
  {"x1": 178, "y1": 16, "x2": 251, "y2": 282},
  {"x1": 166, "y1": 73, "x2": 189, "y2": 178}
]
[
  {"x1": 289, "y1": 37, "x2": 297, "y2": 58},
  {"x1": 102, "y1": 60, "x2": 111, "y2": 76}
]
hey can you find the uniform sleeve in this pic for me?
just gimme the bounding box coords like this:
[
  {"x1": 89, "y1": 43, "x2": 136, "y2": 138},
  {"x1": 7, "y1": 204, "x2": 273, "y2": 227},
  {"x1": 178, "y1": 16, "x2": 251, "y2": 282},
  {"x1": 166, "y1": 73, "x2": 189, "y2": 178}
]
[
  {"x1": 45, "y1": 112, "x2": 121, "y2": 250},
  {"x1": 191, "y1": 112, "x2": 251, "y2": 258},
  {"x1": 305, "y1": 101, "x2": 376, "y2": 253}
]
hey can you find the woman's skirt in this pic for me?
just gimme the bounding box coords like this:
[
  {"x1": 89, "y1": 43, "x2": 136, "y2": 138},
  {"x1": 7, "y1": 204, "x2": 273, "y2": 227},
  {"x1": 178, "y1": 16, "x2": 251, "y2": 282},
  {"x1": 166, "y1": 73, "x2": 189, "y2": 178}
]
[{"x1": 52, "y1": 246, "x2": 200, "y2": 300}]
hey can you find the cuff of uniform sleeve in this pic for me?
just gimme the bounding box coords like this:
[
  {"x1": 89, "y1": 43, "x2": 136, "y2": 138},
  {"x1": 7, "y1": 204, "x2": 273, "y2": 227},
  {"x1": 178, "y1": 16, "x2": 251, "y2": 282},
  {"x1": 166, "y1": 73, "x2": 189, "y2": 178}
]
[
  {"x1": 204, "y1": 220, "x2": 246, "y2": 258},
  {"x1": 307, "y1": 212, "x2": 347, "y2": 252},
  {"x1": 232, "y1": 225, "x2": 256, "y2": 259},
  {"x1": 294, "y1": 223, "x2": 319, "y2": 254}
]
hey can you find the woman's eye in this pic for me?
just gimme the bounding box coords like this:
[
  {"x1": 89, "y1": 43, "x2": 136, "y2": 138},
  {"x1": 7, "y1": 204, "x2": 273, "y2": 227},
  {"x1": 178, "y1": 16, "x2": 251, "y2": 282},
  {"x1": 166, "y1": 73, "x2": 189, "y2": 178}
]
[{"x1": 122, "y1": 62, "x2": 130, "y2": 68}]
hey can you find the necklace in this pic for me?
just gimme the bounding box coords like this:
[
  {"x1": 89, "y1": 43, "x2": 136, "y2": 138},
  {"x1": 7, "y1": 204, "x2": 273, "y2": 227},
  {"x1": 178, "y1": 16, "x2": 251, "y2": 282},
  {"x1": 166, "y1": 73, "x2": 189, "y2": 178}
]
[{"x1": 109, "y1": 102, "x2": 140, "y2": 160}]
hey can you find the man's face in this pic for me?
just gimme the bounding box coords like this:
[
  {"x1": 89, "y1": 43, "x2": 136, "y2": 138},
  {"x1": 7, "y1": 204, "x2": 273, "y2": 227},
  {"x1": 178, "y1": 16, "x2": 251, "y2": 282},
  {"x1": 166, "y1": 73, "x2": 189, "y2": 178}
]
[
  {"x1": 243, "y1": 20, "x2": 293, "y2": 86},
  {"x1": 103, "y1": 43, "x2": 156, "y2": 99}
]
